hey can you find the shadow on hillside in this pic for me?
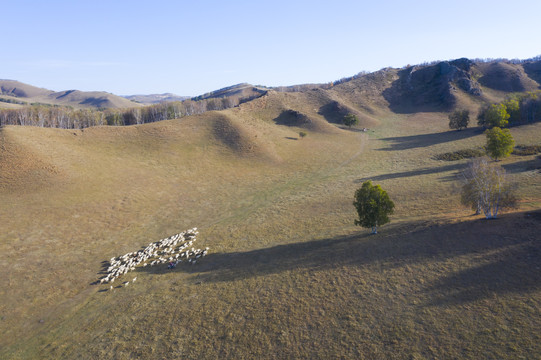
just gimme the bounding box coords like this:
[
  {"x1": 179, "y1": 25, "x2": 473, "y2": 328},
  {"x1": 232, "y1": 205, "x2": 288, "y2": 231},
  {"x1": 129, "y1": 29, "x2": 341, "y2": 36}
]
[
  {"x1": 273, "y1": 110, "x2": 309, "y2": 127},
  {"x1": 523, "y1": 60, "x2": 541, "y2": 87},
  {"x1": 424, "y1": 240, "x2": 540, "y2": 306},
  {"x1": 503, "y1": 158, "x2": 541, "y2": 174},
  {"x1": 138, "y1": 211, "x2": 541, "y2": 302},
  {"x1": 355, "y1": 162, "x2": 465, "y2": 183},
  {"x1": 379, "y1": 128, "x2": 480, "y2": 151},
  {"x1": 317, "y1": 102, "x2": 343, "y2": 124}
]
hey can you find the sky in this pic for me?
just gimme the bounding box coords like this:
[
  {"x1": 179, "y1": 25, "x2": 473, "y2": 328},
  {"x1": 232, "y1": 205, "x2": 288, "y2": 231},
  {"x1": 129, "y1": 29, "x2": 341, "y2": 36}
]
[{"x1": 2, "y1": 0, "x2": 541, "y2": 96}]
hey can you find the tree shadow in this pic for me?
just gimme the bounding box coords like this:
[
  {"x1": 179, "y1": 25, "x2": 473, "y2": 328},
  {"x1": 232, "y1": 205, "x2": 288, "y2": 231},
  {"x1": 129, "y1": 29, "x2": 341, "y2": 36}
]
[
  {"x1": 424, "y1": 240, "x2": 540, "y2": 306},
  {"x1": 355, "y1": 162, "x2": 466, "y2": 183},
  {"x1": 503, "y1": 157, "x2": 541, "y2": 174},
  {"x1": 378, "y1": 128, "x2": 480, "y2": 151},
  {"x1": 137, "y1": 211, "x2": 541, "y2": 304},
  {"x1": 317, "y1": 101, "x2": 348, "y2": 124},
  {"x1": 273, "y1": 110, "x2": 310, "y2": 127}
]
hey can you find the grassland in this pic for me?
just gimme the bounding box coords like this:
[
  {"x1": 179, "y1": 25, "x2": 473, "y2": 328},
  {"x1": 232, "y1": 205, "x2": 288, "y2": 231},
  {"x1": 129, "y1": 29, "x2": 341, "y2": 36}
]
[{"x1": 1, "y1": 92, "x2": 540, "y2": 359}]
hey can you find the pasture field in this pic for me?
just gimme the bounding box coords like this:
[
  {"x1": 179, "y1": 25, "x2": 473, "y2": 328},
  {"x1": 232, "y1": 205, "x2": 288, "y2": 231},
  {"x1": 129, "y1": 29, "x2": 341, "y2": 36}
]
[{"x1": 1, "y1": 104, "x2": 540, "y2": 359}]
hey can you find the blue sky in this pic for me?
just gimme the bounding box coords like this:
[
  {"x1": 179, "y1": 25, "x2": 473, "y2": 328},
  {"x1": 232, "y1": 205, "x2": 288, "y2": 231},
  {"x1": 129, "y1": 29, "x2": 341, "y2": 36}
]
[{"x1": 2, "y1": 0, "x2": 540, "y2": 96}]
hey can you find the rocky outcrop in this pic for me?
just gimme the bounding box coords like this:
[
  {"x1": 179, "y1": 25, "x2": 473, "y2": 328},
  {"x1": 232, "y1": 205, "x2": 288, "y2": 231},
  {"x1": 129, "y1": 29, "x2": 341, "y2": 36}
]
[{"x1": 383, "y1": 58, "x2": 482, "y2": 113}]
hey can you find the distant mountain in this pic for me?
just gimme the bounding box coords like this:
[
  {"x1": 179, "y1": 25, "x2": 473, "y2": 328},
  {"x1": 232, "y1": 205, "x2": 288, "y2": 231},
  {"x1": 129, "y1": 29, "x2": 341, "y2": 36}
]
[
  {"x1": 0, "y1": 80, "x2": 54, "y2": 98},
  {"x1": 122, "y1": 93, "x2": 190, "y2": 105},
  {"x1": 0, "y1": 80, "x2": 141, "y2": 109},
  {"x1": 2, "y1": 56, "x2": 541, "y2": 117}
]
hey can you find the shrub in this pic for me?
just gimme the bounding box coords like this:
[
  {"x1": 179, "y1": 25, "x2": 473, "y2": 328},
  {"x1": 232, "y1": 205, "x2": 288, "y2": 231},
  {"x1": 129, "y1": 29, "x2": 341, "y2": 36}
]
[
  {"x1": 434, "y1": 148, "x2": 485, "y2": 161},
  {"x1": 448, "y1": 109, "x2": 470, "y2": 130},
  {"x1": 512, "y1": 145, "x2": 541, "y2": 156}
]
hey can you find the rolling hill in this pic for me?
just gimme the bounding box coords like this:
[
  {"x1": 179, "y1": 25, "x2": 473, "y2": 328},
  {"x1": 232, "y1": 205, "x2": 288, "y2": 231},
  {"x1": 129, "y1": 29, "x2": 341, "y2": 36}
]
[
  {"x1": 192, "y1": 83, "x2": 269, "y2": 101},
  {"x1": 1, "y1": 57, "x2": 540, "y2": 359},
  {"x1": 122, "y1": 93, "x2": 190, "y2": 104},
  {"x1": 0, "y1": 80, "x2": 142, "y2": 109}
]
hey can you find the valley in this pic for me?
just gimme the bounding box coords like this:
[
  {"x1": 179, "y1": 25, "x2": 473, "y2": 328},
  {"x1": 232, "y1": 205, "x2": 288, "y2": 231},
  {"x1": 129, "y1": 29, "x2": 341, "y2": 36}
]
[{"x1": 1, "y1": 58, "x2": 540, "y2": 359}]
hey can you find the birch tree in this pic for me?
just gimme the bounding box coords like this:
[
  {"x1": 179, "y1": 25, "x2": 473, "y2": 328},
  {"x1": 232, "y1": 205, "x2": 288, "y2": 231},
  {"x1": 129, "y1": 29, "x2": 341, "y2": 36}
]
[{"x1": 461, "y1": 158, "x2": 517, "y2": 219}]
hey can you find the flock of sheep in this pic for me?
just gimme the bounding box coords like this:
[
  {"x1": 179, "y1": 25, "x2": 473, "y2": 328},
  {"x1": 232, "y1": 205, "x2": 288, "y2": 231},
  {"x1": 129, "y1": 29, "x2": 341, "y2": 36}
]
[{"x1": 98, "y1": 228, "x2": 208, "y2": 289}]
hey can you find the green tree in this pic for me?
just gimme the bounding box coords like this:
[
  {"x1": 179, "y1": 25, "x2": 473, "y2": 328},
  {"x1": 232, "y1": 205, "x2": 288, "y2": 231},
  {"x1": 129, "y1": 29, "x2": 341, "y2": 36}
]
[
  {"x1": 461, "y1": 158, "x2": 517, "y2": 219},
  {"x1": 448, "y1": 109, "x2": 470, "y2": 130},
  {"x1": 503, "y1": 98, "x2": 520, "y2": 125},
  {"x1": 299, "y1": 131, "x2": 307, "y2": 139},
  {"x1": 343, "y1": 113, "x2": 359, "y2": 128},
  {"x1": 485, "y1": 127, "x2": 515, "y2": 161},
  {"x1": 480, "y1": 103, "x2": 510, "y2": 128},
  {"x1": 353, "y1": 181, "x2": 395, "y2": 234}
]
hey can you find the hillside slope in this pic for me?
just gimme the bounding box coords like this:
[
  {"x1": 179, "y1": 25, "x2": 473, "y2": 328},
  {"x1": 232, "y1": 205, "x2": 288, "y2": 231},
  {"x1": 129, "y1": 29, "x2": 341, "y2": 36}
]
[
  {"x1": 122, "y1": 93, "x2": 190, "y2": 104},
  {"x1": 0, "y1": 80, "x2": 141, "y2": 109},
  {"x1": 1, "y1": 100, "x2": 540, "y2": 358},
  {"x1": 3, "y1": 57, "x2": 541, "y2": 117},
  {"x1": 1, "y1": 57, "x2": 541, "y2": 359}
]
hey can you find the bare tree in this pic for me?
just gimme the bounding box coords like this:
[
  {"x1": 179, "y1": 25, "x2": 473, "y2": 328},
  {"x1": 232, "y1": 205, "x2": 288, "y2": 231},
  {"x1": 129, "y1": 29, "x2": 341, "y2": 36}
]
[
  {"x1": 461, "y1": 158, "x2": 517, "y2": 219},
  {"x1": 36, "y1": 106, "x2": 49, "y2": 127}
]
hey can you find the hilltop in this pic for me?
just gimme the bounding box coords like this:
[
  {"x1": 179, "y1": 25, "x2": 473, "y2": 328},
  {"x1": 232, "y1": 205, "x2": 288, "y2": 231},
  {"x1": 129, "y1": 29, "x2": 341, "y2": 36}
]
[
  {"x1": 122, "y1": 93, "x2": 190, "y2": 105},
  {"x1": 3, "y1": 56, "x2": 541, "y2": 118},
  {"x1": 0, "y1": 80, "x2": 141, "y2": 109}
]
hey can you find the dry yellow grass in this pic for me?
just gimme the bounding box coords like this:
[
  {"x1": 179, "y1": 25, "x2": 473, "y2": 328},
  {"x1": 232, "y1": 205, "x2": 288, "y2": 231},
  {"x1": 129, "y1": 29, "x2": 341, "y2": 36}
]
[{"x1": 1, "y1": 102, "x2": 540, "y2": 359}]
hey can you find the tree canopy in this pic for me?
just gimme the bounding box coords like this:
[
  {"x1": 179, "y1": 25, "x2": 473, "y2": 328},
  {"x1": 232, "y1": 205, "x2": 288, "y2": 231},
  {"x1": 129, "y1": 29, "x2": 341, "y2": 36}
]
[
  {"x1": 448, "y1": 109, "x2": 470, "y2": 130},
  {"x1": 343, "y1": 114, "x2": 359, "y2": 128},
  {"x1": 478, "y1": 103, "x2": 510, "y2": 128},
  {"x1": 353, "y1": 181, "x2": 395, "y2": 234},
  {"x1": 485, "y1": 127, "x2": 515, "y2": 160}
]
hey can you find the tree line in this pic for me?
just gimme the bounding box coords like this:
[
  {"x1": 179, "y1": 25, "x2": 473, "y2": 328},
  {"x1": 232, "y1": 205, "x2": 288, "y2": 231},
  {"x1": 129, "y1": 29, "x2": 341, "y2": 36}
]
[
  {"x1": 449, "y1": 90, "x2": 541, "y2": 131},
  {"x1": 477, "y1": 90, "x2": 541, "y2": 128},
  {"x1": 0, "y1": 96, "x2": 247, "y2": 129}
]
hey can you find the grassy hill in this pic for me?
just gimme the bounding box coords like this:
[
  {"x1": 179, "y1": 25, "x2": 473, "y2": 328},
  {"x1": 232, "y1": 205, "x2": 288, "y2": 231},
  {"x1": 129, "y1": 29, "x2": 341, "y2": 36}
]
[
  {"x1": 192, "y1": 83, "x2": 269, "y2": 101},
  {"x1": 122, "y1": 93, "x2": 190, "y2": 105},
  {"x1": 1, "y1": 58, "x2": 541, "y2": 359},
  {"x1": 0, "y1": 80, "x2": 141, "y2": 109}
]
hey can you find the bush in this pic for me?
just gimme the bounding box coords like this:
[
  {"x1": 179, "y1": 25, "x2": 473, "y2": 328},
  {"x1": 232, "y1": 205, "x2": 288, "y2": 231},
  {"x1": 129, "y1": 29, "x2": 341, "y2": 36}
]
[
  {"x1": 448, "y1": 109, "x2": 470, "y2": 130},
  {"x1": 343, "y1": 114, "x2": 359, "y2": 128},
  {"x1": 512, "y1": 145, "x2": 541, "y2": 156},
  {"x1": 434, "y1": 148, "x2": 485, "y2": 161}
]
